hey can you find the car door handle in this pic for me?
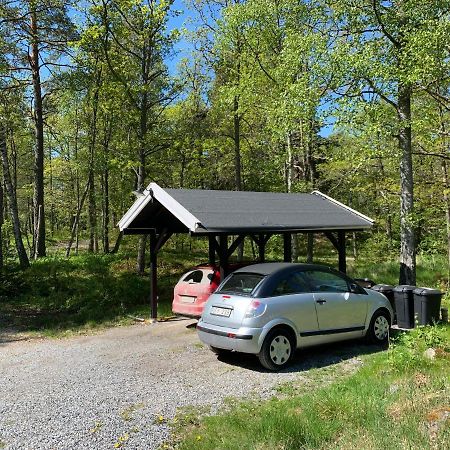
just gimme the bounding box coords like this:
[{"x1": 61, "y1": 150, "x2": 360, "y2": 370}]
[{"x1": 316, "y1": 299, "x2": 327, "y2": 304}]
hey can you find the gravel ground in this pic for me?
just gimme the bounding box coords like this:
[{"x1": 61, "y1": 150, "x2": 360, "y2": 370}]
[{"x1": 0, "y1": 319, "x2": 368, "y2": 450}]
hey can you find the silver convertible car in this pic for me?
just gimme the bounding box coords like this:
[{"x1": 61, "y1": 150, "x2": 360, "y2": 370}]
[{"x1": 197, "y1": 263, "x2": 393, "y2": 370}]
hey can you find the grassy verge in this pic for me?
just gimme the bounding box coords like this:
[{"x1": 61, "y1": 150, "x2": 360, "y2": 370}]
[
  {"x1": 1, "y1": 241, "x2": 448, "y2": 337},
  {"x1": 170, "y1": 325, "x2": 450, "y2": 450},
  {"x1": 0, "y1": 248, "x2": 206, "y2": 337}
]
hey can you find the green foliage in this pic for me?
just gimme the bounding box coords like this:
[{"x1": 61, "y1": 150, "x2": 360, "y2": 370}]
[
  {"x1": 0, "y1": 248, "x2": 206, "y2": 335},
  {"x1": 388, "y1": 325, "x2": 450, "y2": 372}
]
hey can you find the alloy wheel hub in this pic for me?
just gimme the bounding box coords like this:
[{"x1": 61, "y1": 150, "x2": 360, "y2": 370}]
[
  {"x1": 269, "y1": 335, "x2": 291, "y2": 365},
  {"x1": 374, "y1": 316, "x2": 389, "y2": 340}
]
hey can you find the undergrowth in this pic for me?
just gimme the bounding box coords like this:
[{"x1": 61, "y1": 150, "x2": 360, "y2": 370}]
[
  {"x1": 0, "y1": 237, "x2": 448, "y2": 336},
  {"x1": 0, "y1": 247, "x2": 206, "y2": 336}
]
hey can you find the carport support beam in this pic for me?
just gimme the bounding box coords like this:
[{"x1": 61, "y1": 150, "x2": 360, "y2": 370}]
[
  {"x1": 258, "y1": 234, "x2": 265, "y2": 262},
  {"x1": 307, "y1": 233, "x2": 314, "y2": 263},
  {"x1": 218, "y1": 235, "x2": 228, "y2": 280},
  {"x1": 325, "y1": 231, "x2": 347, "y2": 274},
  {"x1": 283, "y1": 233, "x2": 292, "y2": 262},
  {"x1": 208, "y1": 235, "x2": 216, "y2": 265},
  {"x1": 338, "y1": 231, "x2": 346, "y2": 274},
  {"x1": 150, "y1": 232, "x2": 158, "y2": 321}
]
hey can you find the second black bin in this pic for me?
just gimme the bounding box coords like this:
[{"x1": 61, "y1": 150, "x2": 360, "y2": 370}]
[
  {"x1": 393, "y1": 285, "x2": 416, "y2": 328},
  {"x1": 413, "y1": 288, "x2": 443, "y2": 325}
]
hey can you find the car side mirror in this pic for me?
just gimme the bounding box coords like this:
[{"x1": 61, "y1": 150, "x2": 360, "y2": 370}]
[{"x1": 349, "y1": 283, "x2": 360, "y2": 293}]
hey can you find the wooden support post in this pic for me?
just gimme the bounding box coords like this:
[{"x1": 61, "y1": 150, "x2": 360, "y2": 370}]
[
  {"x1": 338, "y1": 231, "x2": 346, "y2": 273},
  {"x1": 258, "y1": 234, "x2": 265, "y2": 262},
  {"x1": 208, "y1": 235, "x2": 216, "y2": 265},
  {"x1": 149, "y1": 231, "x2": 158, "y2": 321},
  {"x1": 219, "y1": 234, "x2": 228, "y2": 280},
  {"x1": 283, "y1": 233, "x2": 292, "y2": 262},
  {"x1": 307, "y1": 232, "x2": 314, "y2": 263}
]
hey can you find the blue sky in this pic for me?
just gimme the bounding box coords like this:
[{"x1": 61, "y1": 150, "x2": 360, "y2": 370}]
[{"x1": 166, "y1": 0, "x2": 198, "y2": 75}]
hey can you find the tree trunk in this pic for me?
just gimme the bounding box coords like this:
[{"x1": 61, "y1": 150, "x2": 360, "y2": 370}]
[
  {"x1": 111, "y1": 231, "x2": 123, "y2": 254},
  {"x1": 233, "y1": 96, "x2": 242, "y2": 191},
  {"x1": 286, "y1": 132, "x2": 300, "y2": 261},
  {"x1": 398, "y1": 83, "x2": 416, "y2": 285},
  {"x1": 233, "y1": 95, "x2": 244, "y2": 261},
  {"x1": 48, "y1": 143, "x2": 55, "y2": 236},
  {"x1": 102, "y1": 164, "x2": 110, "y2": 254},
  {"x1": 136, "y1": 39, "x2": 152, "y2": 275},
  {"x1": 66, "y1": 180, "x2": 90, "y2": 257},
  {"x1": 74, "y1": 104, "x2": 80, "y2": 255},
  {"x1": 136, "y1": 94, "x2": 148, "y2": 275},
  {"x1": 436, "y1": 97, "x2": 450, "y2": 283},
  {"x1": 102, "y1": 121, "x2": 112, "y2": 254},
  {"x1": 88, "y1": 69, "x2": 101, "y2": 253},
  {"x1": 306, "y1": 118, "x2": 317, "y2": 186},
  {"x1": 442, "y1": 160, "x2": 450, "y2": 276},
  {"x1": 30, "y1": 9, "x2": 46, "y2": 258},
  {"x1": 0, "y1": 179, "x2": 3, "y2": 270},
  {"x1": 0, "y1": 125, "x2": 30, "y2": 269}
]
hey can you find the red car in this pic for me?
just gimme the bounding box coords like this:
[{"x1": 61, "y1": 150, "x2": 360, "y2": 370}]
[{"x1": 172, "y1": 264, "x2": 247, "y2": 318}]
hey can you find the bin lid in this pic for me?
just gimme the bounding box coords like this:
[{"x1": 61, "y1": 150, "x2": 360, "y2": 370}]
[
  {"x1": 413, "y1": 287, "x2": 443, "y2": 296},
  {"x1": 371, "y1": 284, "x2": 394, "y2": 292},
  {"x1": 393, "y1": 284, "x2": 416, "y2": 293}
]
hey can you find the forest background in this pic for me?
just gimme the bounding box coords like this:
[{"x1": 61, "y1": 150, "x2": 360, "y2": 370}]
[{"x1": 0, "y1": 0, "x2": 449, "y2": 330}]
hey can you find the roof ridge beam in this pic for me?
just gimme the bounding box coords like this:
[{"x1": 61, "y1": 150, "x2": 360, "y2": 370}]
[{"x1": 311, "y1": 190, "x2": 374, "y2": 225}]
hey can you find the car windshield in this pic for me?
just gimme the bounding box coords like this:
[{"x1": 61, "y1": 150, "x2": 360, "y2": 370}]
[{"x1": 218, "y1": 273, "x2": 265, "y2": 295}]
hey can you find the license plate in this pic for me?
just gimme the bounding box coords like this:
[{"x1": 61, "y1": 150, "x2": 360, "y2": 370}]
[
  {"x1": 180, "y1": 295, "x2": 196, "y2": 304},
  {"x1": 210, "y1": 306, "x2": 232, "y2": 317}
]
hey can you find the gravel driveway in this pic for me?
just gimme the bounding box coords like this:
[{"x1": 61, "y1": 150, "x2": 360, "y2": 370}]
[{"x1": 0, "y1": 319, "x2": 367, "y2": 449}]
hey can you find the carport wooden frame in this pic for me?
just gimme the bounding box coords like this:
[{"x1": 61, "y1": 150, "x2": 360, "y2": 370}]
[
  {"x1": 118, "y1": 183, "x2": 374, "y2": 320},
  {"x1": 147, "y1": 229, "x2": 347, "y2": 320}
]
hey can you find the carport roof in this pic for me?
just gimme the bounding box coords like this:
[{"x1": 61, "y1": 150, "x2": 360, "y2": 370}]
[{"x1": 118, "y1": 182, "x2": 374, "y2": 235}]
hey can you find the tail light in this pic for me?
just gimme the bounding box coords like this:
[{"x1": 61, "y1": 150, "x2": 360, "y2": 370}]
[{"x1": 244, "y1": 300, "x2": 266, "y2": 318}]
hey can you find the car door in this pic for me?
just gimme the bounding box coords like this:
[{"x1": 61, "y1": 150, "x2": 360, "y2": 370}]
[
  {"x1": 268, "y1": 271, "x2": 319, "y2": 335},
  {"x1": 304, "y1": 270, "x2": 368, "y2": 332}
]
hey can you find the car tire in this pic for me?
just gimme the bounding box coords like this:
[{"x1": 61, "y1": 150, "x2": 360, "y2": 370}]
[
  {"x1": 258, "y1": 329, "x2": 294, "y2": 371},
  {"x1": 209, "y1": 346, "x2": 232, "y2": 356},
  {"x1": 366, "y1": 310, "x2": 390, "y2": 345}
]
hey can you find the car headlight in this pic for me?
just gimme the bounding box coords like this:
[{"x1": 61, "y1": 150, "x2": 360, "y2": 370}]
[{"x1": 244, "y1": 300, "x2": 267, "y2": 318}]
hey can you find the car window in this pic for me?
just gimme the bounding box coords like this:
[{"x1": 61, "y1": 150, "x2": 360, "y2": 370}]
[
  {"x1": 218, "y1": 273, "x2": 265, "y2": 295},
  {"x1": 182, "y1": 270, "x2": 211, "y2": 284},
  {"x1": 272, "y1": 272, "x2": 311, "y2": 296},
  {"x1": 304, "y1": 270, "x2": 350, "y2": 293}
]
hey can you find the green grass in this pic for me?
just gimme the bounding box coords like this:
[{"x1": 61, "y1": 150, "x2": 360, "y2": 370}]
[
  {"x1": 1, "y1": 236, "x2": 449, "y2": 336},
  {"x1": 0, "y1": 247, "x2": 207, "y2": 336},
  {"x1": 170, "y1": 325, "x2": 450, "y2": 450}
]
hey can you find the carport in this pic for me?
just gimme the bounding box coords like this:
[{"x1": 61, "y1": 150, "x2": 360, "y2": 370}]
[{"x1": 118, "y1": 183, "x2": 374, "y2": 319}]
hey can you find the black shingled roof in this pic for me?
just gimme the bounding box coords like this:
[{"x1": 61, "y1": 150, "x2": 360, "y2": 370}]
[{"x1": 118, "y1": 183, "x2": 373, "y2": 234}]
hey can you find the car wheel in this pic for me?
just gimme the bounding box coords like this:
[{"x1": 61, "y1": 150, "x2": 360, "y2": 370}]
[
  {"x1": 209, "y1": 346, "x2": 232, "y2": 356},
  {"x1": 366, "y1": 310, "x2": 390, "y2": 345},
  {"x1": 258, "y1": 329, "x2": 294, "y2": 371}
]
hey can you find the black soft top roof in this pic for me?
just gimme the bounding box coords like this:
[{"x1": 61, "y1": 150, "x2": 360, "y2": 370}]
[{"x1": 233, "y1": 262, "x2": 338, "y2": 276}]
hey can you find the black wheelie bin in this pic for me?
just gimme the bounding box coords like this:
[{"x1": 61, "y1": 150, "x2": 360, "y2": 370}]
[
  {"x1": 393, "y1": 285, "x2": 416, "y2": 329},
  {"x1": 413, "y1": 287, "x2": 443, "y2": 326},
  {"x1": 371, "y1": 284, "x2": 396, "y2": 323}
]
